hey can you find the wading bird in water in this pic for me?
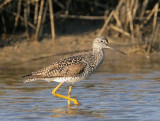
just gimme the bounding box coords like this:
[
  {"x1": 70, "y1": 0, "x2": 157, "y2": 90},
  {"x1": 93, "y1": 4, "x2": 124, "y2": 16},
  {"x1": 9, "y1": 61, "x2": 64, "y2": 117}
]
[{"x1": 24, "y1": 37, "x2": 126, "y2": 105}]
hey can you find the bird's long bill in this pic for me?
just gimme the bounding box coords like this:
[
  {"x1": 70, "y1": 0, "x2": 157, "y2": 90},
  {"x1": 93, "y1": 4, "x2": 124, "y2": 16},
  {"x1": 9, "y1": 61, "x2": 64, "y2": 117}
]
[{"x1": 107, "y1": 45, "x2": 127, "y2": 55}]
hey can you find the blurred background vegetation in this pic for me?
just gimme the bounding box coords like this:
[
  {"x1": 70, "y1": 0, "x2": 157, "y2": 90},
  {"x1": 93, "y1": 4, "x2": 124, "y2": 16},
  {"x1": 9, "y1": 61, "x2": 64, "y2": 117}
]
[{"x1": 0, "y1": 0, "x2": 160, "y2": 54}]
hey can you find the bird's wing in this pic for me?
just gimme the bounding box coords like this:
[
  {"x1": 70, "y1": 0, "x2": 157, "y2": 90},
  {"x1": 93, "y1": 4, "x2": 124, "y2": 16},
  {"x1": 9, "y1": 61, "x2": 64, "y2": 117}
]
[
  {"x1": 46, "y1": 63, "x2": 85, "y2": 77},
  {"x1": 24, "y1": 55, "x2": 86, "y2": 80},
  {"x1": 31, "y1": 63, "x2": 59, "y2": 76}
]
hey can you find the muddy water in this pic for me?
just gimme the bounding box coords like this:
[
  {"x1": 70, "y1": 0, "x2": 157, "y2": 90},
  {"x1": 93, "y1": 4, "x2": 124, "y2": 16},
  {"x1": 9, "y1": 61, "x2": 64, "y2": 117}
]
[{"x1": 0, "y1": 54, "x2": 160, "y2": 121}]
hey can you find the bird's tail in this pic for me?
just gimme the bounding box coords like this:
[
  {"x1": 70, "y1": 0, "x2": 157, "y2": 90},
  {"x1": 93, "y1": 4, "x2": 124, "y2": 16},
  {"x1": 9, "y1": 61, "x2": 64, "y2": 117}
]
[{"x1": 23, "y1": 74, "x2": 40, "y2": 83}]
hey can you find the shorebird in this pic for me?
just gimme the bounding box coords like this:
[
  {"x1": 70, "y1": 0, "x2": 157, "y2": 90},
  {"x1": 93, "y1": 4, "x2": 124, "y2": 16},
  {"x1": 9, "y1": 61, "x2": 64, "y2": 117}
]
[{"x1": 24, "y1": 37, "x2": 126, "y2": 105}]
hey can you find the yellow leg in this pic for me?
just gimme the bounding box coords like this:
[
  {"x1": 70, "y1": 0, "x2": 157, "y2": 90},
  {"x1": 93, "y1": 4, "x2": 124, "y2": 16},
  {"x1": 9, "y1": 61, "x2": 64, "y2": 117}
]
[
  {"x1": 52, "y1": 82, "x2": 80, "y2": 105},
  {"x1": 67, "y1": 85, "x2": 72, "y2": 105}
]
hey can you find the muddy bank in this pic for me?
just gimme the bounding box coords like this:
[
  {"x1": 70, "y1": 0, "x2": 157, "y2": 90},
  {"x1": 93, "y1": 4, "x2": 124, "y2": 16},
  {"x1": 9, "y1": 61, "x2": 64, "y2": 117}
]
[
  {"x1": 0, "y1": 32, "x2": 159, "y2": 68},
  {"x1": 0, "y1": 33, "x2": 94, "y2": 65}
]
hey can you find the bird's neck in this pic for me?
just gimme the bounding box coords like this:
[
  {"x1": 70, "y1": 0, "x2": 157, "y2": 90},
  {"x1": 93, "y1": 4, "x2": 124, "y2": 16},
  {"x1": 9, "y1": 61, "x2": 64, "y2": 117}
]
[
  {"x1": 93, "y1": 48, "x2": 105, "y2": 64},
  {"x1": 93, "y1": 47, "x2": 104, "y2": 54}
]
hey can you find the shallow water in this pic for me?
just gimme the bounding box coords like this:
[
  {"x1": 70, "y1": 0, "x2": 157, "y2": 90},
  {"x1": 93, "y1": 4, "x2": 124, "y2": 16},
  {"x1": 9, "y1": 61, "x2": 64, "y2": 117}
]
[{"x1": 0, "y1": 55, "x2": 160, "y2": 121}]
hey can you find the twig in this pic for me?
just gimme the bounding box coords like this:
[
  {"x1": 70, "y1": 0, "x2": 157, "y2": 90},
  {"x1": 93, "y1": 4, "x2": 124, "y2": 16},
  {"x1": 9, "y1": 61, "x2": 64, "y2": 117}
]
[
  {"x1": 27, "y1": 0, "x2": 40, "y2": 4},
  {"x1": 141, "y1": 3, "x2": 157, "y2": 28},
  {"x1": 152, "y1": 24, "x2": 159, "y2": 45},
  {"x1": 54, "y1": 0, "x2": 65, "y2": 9},
  {"x1": 113, "y1": 12, "x2": 122, "y2": 27},
  {"x1": 139, "y1": 0, "x2": 149, "y2": 20},
  {"x1": 88, "y1": 1, "x2": 113, "y2": 10},
  {"x1": 26, "y1": 0, "x2": 30, "y2": 18},
  {"x1": 39, "y1": 0, "x2": 49, "y2": 35},
  {"x1": 132, "y1": 0, "x2": 139, "y2": 20},
  {"x1": 2, "y1": 8, "x2": 35, "y2": 30},
  {"x1": 110, "y1": 24, "x2": 130, "y2": 37},
  {"x1": 152, "y1": 3, "x2": 159, "y2": 31},
  {"x1": 146, "y1": 3, "x2": 159, "y2": 56},
  {"x1": 0, "y1": 0, "x2": 13, "y2": 9},
  {"x1": 54, "y1": 14, "x2": 104, "y2": 20},
  {"x1": 34, "y1": 0, "x2": 39, "y2": 24},
  {"x1": 24, "y1": 2, "x2": 29, "y2": 38},
  {"x1": 48, "y1": 0, "x2": 56, "y2": 41},
  {"x1": 126, "y1": 0, "x2": 133, "y2": 33},
  {"x1": 34, "y1": 0, "x2": 44, "y2": 41},
  {"x1": 65, "y1": 0, "x2": 71, "y2": 15},
  {"x1": 146, "y1": 24, "x2": 160, "y2": 56},
  {"x1": 116, "y1": 0, "x2": 125, "y2": 11},
  {"x1": 1, "y1": 13, "x2": 7, "y2": 33},
  {"x1": 98, "y1": 11, "x2": 114, "y2": 36},
  {"x1": 13, "y1": 0, "x2": 22, "y2": 33}
]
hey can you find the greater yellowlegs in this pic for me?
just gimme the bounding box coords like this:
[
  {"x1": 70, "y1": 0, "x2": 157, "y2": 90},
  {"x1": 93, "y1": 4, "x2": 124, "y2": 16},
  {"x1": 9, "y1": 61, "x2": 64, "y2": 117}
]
[{"x1": 24, "y1": 37, "x2": 126, "y2": 105}]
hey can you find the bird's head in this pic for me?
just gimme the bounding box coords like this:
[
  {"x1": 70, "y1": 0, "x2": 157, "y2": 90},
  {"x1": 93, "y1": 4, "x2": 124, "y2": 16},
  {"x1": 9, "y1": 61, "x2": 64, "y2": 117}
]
[{"x1": 93, "y1": 37, "x2": 126, "y2": 55}]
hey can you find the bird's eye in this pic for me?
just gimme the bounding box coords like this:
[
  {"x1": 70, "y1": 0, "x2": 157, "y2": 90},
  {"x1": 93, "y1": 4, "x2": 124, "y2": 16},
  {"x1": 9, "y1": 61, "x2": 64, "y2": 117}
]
[{"x1": 101, "y1": 40, "x2": 104, "y2": 42}]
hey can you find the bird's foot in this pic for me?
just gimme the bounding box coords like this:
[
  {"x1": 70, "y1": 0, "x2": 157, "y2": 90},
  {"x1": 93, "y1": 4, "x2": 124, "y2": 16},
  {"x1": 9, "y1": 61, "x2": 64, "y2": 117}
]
[{"x1": 68, "y1": 99, "x2": 80, "y2": 106}]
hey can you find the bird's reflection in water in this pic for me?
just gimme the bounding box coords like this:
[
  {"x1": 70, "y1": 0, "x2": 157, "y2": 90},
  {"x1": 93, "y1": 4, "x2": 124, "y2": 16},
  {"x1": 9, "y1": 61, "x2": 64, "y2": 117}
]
[{"x1": 52, "y1": 105, "x2": 104, "y2": 119}]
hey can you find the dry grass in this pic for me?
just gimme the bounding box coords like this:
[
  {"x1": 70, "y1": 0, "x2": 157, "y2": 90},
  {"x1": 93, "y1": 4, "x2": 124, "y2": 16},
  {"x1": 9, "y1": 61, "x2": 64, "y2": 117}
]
[{"x1": 0, "y1": 0, "x2": 160, "y2": 54}]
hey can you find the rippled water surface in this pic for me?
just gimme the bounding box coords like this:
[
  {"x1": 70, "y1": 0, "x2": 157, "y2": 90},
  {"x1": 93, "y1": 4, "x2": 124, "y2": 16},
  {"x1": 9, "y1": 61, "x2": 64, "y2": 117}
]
[{"x1": 0, "y1": 55, "x2": 160, "y2": 121}]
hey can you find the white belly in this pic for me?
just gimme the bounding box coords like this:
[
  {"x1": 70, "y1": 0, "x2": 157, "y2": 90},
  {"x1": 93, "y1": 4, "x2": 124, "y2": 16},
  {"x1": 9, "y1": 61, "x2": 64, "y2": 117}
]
[{"x1": 44, "y1": 76, "x2": 85, "y2": 83}]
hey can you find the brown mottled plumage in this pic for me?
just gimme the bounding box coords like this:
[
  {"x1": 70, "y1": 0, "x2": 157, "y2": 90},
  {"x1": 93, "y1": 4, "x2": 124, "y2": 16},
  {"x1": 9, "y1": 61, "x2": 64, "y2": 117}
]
[
  {"x1": 23, "y1": 37, "x2": 126, "y2": 105},
  {"x1": 23, "y1": 51, "x2": 101, "y2": 83}
]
